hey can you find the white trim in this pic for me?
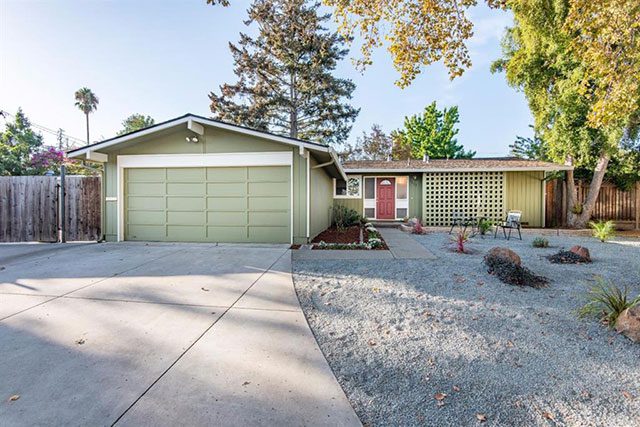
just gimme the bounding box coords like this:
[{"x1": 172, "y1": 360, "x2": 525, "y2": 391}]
[
  {"x1": 306, "y1": 151, "x2": 310, "y2": 240},
  {"x1": 116, "y1": 151, "x2": 294, "y2": 243},
  {"x1": 187, "y1": 119, "x2": 204, "y2": 135},
  {"x1": 344, "y1": 166, "x2": 573, "y2": 173},
  {"x1": 542, "y1": 172, "x2": 547, "y2": 228},
  {"x1": 333, "y1": 175, "x2": 362, "y2": 199},
  {"x1": 105, "y1": 196, "x2": 117, "y2": 202},
  {"x1": 86, "y1": 151, "x2": 108, "y2": 163}
]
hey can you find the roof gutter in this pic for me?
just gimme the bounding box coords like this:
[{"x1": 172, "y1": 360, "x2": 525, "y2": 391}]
[{"x1": 343, "y1": 166, "x2": 573, "y2": 174}]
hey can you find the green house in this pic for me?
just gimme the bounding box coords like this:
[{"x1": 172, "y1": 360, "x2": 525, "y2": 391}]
[{"x1": 69, "y1": 114, "x2": 571, "y2": 244}]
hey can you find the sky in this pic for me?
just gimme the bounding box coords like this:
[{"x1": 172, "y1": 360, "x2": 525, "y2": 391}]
[{"x1": 0, "y1": 0, "x2": 533, "y2": 156}]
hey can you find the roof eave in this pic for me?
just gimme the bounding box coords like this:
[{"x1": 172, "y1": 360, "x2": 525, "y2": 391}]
[{"x1": 343, "y1": 166, "x2": 573, "y2": 173}]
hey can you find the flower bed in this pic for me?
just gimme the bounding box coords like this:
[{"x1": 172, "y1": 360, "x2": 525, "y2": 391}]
[{"x1": 311, "y1": 224, "x2": 388, "y2": 250}]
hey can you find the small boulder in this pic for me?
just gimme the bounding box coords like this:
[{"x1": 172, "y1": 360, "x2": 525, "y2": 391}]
[
  {"x1": 487, "y1": 247, "x2": 521, "y2": 266},
  {"x1": 569, "y1": 245, "x2": 591, "y2": 262},
  {"x1": 615, "y1": 306, "x2": 640, "y2": 343}
]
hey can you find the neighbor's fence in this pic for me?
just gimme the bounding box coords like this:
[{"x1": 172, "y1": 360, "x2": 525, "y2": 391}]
[
  {"x1": 0, "y1": 176, "x2": 101, "y2": 242},
  {"x1": 546, "y1": 180, "x2": 640, "y2": 229}
]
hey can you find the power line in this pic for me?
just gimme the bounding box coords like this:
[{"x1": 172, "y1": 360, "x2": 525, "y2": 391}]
[{"x1": 0, "y1": 109, "x2": 87, "y2": 146}]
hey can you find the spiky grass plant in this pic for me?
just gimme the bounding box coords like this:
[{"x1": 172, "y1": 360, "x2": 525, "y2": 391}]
[
  {"x1": 589, "y1": 220, "x2": 615, "y2": 242},
  {"x1": 577, "y1": 279, "x2": 640, "y2": 326},
  {"x1": 532, "y1": 237, "x2": 549, "y2": 248}
]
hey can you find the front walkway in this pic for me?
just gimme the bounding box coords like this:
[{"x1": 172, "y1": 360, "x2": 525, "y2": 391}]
[
  {"x1": 377, "y1": 228, "x2": 437, "y2": 259},
  {"x1": 0, "y1": 243, "x2": 360, "y2": 426}
]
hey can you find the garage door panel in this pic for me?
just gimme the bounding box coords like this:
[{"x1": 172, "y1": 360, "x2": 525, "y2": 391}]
[
  {"x1": 128, "y1": 210, "x2": 165, "y2": 225},
  {"x1": 127, "y1": 169, "x2": 165, "y2": 182},
  {"x1": 167, "y1": 197, "x2": 205, "y2": 211},
  {"x1": 167, "y1": 211, "x2": 205, "y2": 225},
  {"x1": 248, "y1": 196, "x2": 289, "y2": 211},
  {"x1": 207, "y1": 211, "x2": 247, "y2": 226},
  {"x1": 128, "y1": 182, "x2": 165, "y2": 196},
  {"x1": 207, "y1": 182, "x2": 247, "y2": 197},
  {"x1": 207, "y1": 167, "x2": 247, "y2": 182},
  {"x1": 249, "y1": 211, "x2": 289, "y2": 226},
  {"x1": 207, "y1": 197, "x2": 246, "y2": 211},
  {"x1": 167, "y1": 168, "x2": 206, "y2": 182},
  {"x1": 207, "y1": 226, "x2": 247, "y2": 242},
  {"x1": 128, "y1": 196, "x2": 165, "y2": 210},
  {"x1": 248, "y1": 166, "x2": 289, "y2": 182},
  {"x1": 249, "y1": 182, "x2": 289, "y2": 197},
  {"x1": 167, "y1": 225, "x2": 206, "y2": 241},
  {"x1": 248, "y1": 226, "x2": 288, "y2": 243},
  {"x1": 167, "y1": 182, "x2": 205, "y2": 196},
  {"x1": 125, "y1": 166, "x2": 290, "y2": 243},
  {"x1": 127, "y1": 225, "x2": 166, "y2": 240}
]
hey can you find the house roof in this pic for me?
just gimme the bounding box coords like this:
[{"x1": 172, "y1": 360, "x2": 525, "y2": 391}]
[
  {"x1": 67, "y1": 113, "x2": 346, "y2": 179},
  {"x1": 342, "y1": 157, "x2": 572, "y2": 173}
]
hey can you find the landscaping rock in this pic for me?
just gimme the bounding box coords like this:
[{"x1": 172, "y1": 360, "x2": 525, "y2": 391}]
[
  {"x1": 486, "y1": 247, "x2": 521, "y2": 266},
  {"x1": 570, "y1": 245, "x2": 591, "y2": 262},
  {"x1": 615, "y1": 306, "x2": 640, "y2": 343}
]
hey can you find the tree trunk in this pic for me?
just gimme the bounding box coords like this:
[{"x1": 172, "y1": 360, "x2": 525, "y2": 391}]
[
  {"x1": 85, "y1": 113, "x2": 90, "y2": 145},
  {"x1": 566, "y1": 153, "x2": 610, "y2": 228},
  {"x1": 289, "y1": 71, "x2": 298, "y2": 139}
]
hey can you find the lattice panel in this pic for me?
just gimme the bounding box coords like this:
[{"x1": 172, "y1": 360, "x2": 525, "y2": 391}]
[{"x1": 423, "y1": 172, "x2": 504, "y2": 226}]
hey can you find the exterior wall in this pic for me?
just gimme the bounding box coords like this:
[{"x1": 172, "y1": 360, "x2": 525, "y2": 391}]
[
  {"x1": 332, "y1": 173, "x2": 422, "y2": 220},
  {"x1": 100, "y1": 126, "x2": 309, "y2": 242},
  {"x1": 504, "y1": 171, "x2": 544, "y2": 227},
  {"x1": 308, "y1": 155, "x2": 333, "y2": 240}
]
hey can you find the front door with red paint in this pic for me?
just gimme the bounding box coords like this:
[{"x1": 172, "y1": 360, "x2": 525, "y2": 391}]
[{"x1": 376, "y1": 178, "x2": 395, "y2": 219}]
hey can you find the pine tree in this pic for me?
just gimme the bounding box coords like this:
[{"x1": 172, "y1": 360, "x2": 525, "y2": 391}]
[{"x1": 209, "y1": 0, "x2": 359, "y2": 146}]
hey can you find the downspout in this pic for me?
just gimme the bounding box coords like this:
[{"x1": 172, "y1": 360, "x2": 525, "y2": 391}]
[{"x1": 306, "y1": 153, "x2": 310, "y2": 242}]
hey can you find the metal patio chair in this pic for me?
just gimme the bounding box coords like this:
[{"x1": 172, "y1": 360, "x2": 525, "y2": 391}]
[{"x1": 494, "y1": 210, "x2": 523, "y2": 240}]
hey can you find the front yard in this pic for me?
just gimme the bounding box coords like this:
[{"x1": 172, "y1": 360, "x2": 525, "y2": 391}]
[{"x1": 293, "y1": 232, "x2": 640, "y2": 426}]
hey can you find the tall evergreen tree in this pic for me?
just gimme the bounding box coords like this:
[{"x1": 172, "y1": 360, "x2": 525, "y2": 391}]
[
  {"x1": 0, "y1": 109, "x2": 44, "y2": 175},
  {"x1": 391, "y1": 102, "x2": 475, "y2": 160},
  {"x1": 209, "y1": 0, "x2": 359, "y2": 146}
]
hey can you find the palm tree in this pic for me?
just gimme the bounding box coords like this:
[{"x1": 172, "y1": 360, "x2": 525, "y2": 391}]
[{"x1": 74, "y1": 87, "x2": 99, "y2": 144}]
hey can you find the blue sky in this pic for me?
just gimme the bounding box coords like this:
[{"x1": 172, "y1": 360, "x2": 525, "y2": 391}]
[{"x1": 0, "y1": 0, "x2": 533, "y2": 156}]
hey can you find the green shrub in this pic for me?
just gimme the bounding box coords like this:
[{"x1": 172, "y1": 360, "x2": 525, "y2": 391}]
[
  {"x1": 331, "y1": 205, "x2": 361, "y2": 231},
  {"x1": 577, "y1": 279, "x2": 640, "y2": 326},
  {"x1": 478, "y1": 219, "x2": 493, "y2": 235},
  {"x1": 589, "y1": 220, "x2": 615, "y2": 242},
  {"x1": 532, "y1": 237, "x2": 549, "y2": 248}
]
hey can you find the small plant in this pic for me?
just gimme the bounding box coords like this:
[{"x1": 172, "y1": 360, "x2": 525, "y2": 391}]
[
  {"x1": 577, "y1": 279, "x2": 640, "y2": 326},
  {"x1": 412, "y1": 220, "x2": 427, "y2": 234},
  {"x1": 532, "y1": 237, "x2": 549, "y2": 248},
  {"x1": 589, "y1": 220, "x2": 615, "y2": 242},
  {"x1": 477, "y1": 219, "x2": 493, "y2": 236},
  {"x1": 331, "y1": 205, "x2": 361, "y2": 232},
  {"x1": 452, "y1": 230, "x2": 469, "y2": 253}
]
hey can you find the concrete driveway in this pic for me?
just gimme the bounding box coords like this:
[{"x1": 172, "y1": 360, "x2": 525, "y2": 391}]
[{"x1": 0, "y1": 243, "x2": 360, "y2": 426}]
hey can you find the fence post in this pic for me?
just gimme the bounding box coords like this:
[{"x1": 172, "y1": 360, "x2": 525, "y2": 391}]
[{"x1": 59, "y1": 165, "x2": 66, "y2": 243}]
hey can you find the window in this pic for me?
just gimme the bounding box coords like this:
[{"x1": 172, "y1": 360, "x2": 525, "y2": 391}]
[
  {"x1": 334, "y1": 176, "x2": 361, "y2": 198},
  {"x1": 365, "y1": 208, "x2": 375, "y2": 218},
  {"x1": 397, "y1": 176, "x2": 408, "y2": 199},
  {"x1": 364, "y1": 177, "x2": 375, "y2": 199},
  {"x1": 396, "y1": 208, "x2": 408, "y2": 218}
]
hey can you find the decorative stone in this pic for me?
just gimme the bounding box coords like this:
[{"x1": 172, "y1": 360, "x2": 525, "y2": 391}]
[
  {"x1": 569, "y1": 245, "x2": 591, "y2": 262},
  {"x1": 615, "y1": 306, "x2": 640, "y2": 343},
  {"x1": 486, "y1": 247, "x2": 521, "y2": 266}
]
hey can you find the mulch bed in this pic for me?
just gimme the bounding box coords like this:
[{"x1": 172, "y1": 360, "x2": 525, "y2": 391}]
[
  {"x1": 547, "y1": 250, "x2": 591, "y2": 264},
  {"x1": 311, "y1": 225, "x2": 388, "y2": 250}
]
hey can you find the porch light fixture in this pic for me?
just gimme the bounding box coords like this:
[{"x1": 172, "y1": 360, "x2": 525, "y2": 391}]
[{"x1": 185, "y1": 136, "x2": 199, "y2": 143}]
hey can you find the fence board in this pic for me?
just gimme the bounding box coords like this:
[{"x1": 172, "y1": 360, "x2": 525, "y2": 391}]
[{"x1": 0, "y1": 176, "x2": 100, "y2": 242}]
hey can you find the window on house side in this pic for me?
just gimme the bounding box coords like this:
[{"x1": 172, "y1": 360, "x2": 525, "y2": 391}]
[{"x1": 397, "y1": 176, "x2": 408, "y2": 199}]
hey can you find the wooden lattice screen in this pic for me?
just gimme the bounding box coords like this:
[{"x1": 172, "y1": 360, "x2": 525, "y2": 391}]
[{"x1": 423, "y1": 172, "x2": 505, "y2": 226}]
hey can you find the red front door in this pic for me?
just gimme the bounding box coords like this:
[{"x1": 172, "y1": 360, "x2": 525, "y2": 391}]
[{"x1": 376, "y1": 178, "x2": 395, "y2": 219}]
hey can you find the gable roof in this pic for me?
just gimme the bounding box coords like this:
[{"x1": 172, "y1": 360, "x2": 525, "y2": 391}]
[
  {"x1": 342, "y1": 158, "x2": 572, "y2": 173},
  {"x1": 67, "y1": 113, "x2": 346, "y2": 179}
]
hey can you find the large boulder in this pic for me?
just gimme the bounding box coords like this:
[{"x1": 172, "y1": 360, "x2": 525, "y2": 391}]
[
  {"x1": 486, "y1": 247, "x2": 521, "y2": 266},
  {"x1": 569, "y1": 245, "x2": 591, "y2": 262},
  {"x1": 615, "y1": 306, "x2": 640, "y2": 343}
]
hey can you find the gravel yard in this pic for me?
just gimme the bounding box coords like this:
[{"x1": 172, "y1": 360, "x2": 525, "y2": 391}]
[{"x1": 293, "y1": 232, "x2": 640, "y2": 426}]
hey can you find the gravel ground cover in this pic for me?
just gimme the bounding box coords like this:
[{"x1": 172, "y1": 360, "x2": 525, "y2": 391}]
[{"x1": 293, "y1": 232, "x2": 640, "y2": 426}]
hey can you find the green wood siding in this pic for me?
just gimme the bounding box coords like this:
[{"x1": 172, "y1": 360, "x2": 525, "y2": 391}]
[
  {"x1": 309, "y1": 155, "x2": 333, "y2": 240},
  {"x1": 504, "y1": 171, "x2": 544, "y2": 227},
  {"x1": 124, "y1": 166, "x2": 290, "y2": 243}
]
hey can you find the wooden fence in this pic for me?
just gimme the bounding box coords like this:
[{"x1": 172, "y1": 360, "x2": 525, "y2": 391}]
[
  {"x1": 0, "y1": 176, "x2": 101, "y2": 242},
  {"x1": 546, "y1": 180, "x2": 640, "y2": 229}
]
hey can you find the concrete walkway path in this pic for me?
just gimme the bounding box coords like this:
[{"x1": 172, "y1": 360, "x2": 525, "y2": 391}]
[
  {"x1": 0, "y1": 243, "x2": 360, "y2": 426},
  {"x1": 377, "y1": 228, "x2": 437, "y2": 259}
]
